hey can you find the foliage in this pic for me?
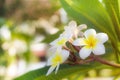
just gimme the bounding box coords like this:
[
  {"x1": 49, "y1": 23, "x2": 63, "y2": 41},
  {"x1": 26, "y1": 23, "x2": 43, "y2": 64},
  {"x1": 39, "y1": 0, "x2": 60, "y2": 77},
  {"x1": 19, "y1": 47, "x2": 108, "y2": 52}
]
[
  {"x1": 15, "y1": 63, "x2": 110, "y2": 80},
  {"x1": 60, "y1": 0, "x2": 120, "y2": 62}
]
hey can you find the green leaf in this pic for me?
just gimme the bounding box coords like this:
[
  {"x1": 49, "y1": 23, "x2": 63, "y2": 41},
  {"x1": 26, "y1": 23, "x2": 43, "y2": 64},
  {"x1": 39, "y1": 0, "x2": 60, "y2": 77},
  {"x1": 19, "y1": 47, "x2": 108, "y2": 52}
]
[
  {"x1": 14, "y1": 63, "x2": 110, "y2": 80},
  {"x1": 60, "y1": 0, "x2": 120, "y2": 62},
  {"x1": 102, "y1": 0, "x2": 120, "y2": 62},
  {"x1": 60, "y1": 0, "x2": 118, "y2": 42},
  {"x1": 103, "y1": 0, "x2": 120, "y2": 41}
]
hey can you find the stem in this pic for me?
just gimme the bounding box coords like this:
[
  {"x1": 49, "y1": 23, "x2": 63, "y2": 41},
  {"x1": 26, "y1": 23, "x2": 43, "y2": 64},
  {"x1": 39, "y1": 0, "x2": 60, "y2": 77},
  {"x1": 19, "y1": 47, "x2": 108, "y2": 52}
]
[
  {"x1": 66, "y1": 54, "x2": 120, "y2": 68},
  {"x1": 91, "y1": 55, "x2": 120, "y2": 68},
  {"x1": 65, "y1": 58, "x2": 94, "y2": 65}
]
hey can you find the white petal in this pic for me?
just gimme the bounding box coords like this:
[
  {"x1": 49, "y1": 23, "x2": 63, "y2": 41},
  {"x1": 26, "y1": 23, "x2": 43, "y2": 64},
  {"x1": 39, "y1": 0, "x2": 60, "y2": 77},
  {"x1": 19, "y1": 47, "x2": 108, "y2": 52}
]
[
  {"x1": 46, "y1": 46, "x2": 57, "y2": 58},
  {"x1": 84, "y1": 29, "x2": 96, "y2": 38},
  {"x1": 79, "y1": 47, "x2": 92, "y2": 59},
  {"x1": 93, "y1": 44, "x2": 105, "y2": 55},
  {"x1": 50, "y1": 36, "x2": 67, "y2": 46},
  {"x1": 64, "y1": 21, "x2": 76, "y2": 31},
  {"x1": 50, "y1": 38, "x2": 59, "y2": 46},
  {"x1": 74, "y1": 28, "x2": 79, "y2": 38},
  {"x1": 46, "y1": 55, "x2": 53, "y2": 66},
  {"x1": 46, "y1": 48, "x2": 60, "y2": 66},
  {"x1": 68, "y1": 20, "x2": 77, "y2": 28},
  {"x1": 78, "y1": 32, "x2": 84, "y2": 37},
  {"x1": 55, "y1": 63, "x2": 60, "y2": 74},
  {"x1": 61, "y1": 49, "x2": 69, "y2": 62},
  {"x1": 56, "y1": 46, "x2": 62, "y2": 51},
  {"x1": 61, "y1": 31, "x2": 72, "y2": 39},
  {"x1": 96, "y1": 33, "x2": 108, "y2": 44},
  {"x1": 47, "y1": 47, "x2": 62, "y2": 66},
  {"x1": 64, "y1": 26, "x2": 68, "y2": 30},
  {"x1": 73, "y1": 38, "x2": 86, "y2": 46},
  {"x1": 78, "y1": 24, "x2": 87, "y2": 30},
  {"x1": 46, "y1": 66, "x2": 56, "y2": 76},
  {"x1": 56, "y1": 46, "x2": 63, "y2": 52}
]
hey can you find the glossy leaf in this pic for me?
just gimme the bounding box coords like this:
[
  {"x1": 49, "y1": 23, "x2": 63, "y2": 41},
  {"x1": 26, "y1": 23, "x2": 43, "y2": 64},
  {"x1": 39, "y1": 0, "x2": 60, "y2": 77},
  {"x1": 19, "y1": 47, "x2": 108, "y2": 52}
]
[
  {"x1": 60, "y1": 0, "x2": 120, "y2": 62},
  {"x1": 14, "y1": 63, "x2": 109, "y2": 80},
  {"x1": 103, "y1": 0, "x2": 120, "y2": 41}
]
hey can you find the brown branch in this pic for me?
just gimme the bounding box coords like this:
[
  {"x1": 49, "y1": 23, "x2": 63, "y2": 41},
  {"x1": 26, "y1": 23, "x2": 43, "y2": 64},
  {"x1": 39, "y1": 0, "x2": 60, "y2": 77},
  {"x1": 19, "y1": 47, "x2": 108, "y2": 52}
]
[
  {"x1": 91, "y1": 55, "x2": 120, "y2": 68},
  {"x1": 62, "y1": 46, "x2": 71, "y2": 51},
  {"x1": 65, "y1": 54, "x2": 120, "y2": 68}
]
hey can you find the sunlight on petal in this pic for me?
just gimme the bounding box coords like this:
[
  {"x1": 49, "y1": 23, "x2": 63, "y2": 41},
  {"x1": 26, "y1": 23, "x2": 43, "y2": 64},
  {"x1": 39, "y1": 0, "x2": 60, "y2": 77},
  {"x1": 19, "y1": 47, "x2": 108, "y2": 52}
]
[
  {"x1": 46, "y1": 66, "x2": 56, "y2": 76},
  {"x1": 93, "y1": 44, "x2": 105, "y2": 55},
  {"x1": 61, "y1": 49, "x2": 69, "y2": 62},
  {"x1": 73, "y1": 38, "x2": 86, "y2": 46},
  {"x1": 77, "y1": 24, "x2": 87, "y2": 30},
  {"x1": 96, "y1": 33, "x2": 108, "y2": 44},
  {"x1": 68, "y1": 20, "x2": 77, "y2": 28},
  {"x1": 47, "y1": 55, "x2": 54, "y2": 66},
  {"x1": 84, "y1": 29, "x2": 96, "y2": 39},
  {"x1": 55, "y1": 63, "x2": 60, "y2": 74},
  {"x1": 79, "y1": 47, "x2": 92, "y2": 59}
]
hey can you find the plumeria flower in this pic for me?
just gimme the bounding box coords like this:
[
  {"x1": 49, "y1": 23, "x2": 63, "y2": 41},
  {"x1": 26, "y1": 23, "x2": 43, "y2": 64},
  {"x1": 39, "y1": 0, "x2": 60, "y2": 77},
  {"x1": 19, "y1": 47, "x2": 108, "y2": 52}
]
[
  {"x1": 46, "y1": 48, "x2": 69, "y2": 76},
  {"x1": 50, "y1": 21, "x2": 87, "y2": 48},
  {"x1": 73, "y1": 29, "x2": 108, "y2": 59},
  {"x1": 64, "y1": 21, "x2": 87, "y2": 38}
]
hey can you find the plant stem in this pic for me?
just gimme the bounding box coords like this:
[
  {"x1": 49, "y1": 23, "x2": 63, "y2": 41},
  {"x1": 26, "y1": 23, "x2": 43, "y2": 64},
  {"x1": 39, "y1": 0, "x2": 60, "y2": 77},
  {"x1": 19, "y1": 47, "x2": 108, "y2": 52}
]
[{"x1": 91, "y1": 55, "x2": 120, "y2": 68}]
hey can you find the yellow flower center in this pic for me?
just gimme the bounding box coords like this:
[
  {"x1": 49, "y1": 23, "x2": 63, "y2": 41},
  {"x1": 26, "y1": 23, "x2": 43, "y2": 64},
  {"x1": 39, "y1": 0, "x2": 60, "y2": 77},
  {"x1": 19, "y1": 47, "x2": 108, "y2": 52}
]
[
  {"x1": 52, "y1": 53, "x2": 62, "y2": 66},
  {"x1": 85, "y1": 35, "x2": 97, "y2": 48},
  {"x1": 57, "y1": 38, "x2": 66, "y2": 45}
]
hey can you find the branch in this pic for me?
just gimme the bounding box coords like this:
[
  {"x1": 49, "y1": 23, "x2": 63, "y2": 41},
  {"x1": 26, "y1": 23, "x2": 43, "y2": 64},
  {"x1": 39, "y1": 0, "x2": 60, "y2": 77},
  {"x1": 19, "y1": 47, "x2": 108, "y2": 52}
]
[{"x1": 91, "y1": 55, "x2": 120, "y2": 68}]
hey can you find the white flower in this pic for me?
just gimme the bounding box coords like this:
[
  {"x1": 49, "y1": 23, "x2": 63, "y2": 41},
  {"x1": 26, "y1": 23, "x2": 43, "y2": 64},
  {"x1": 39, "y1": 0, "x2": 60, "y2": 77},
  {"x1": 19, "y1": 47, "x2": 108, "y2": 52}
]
[
  {"x1": 46, "y1": 48, "x2": 69, "y2": 76},
  {"x1": 73, "y1": 29, "x2": 108, "y2": 59},
  {"x1": 50, "y1": 21, "x2": 87, "y2": 48},
  {"x1": 64, "y1": 21, "x2": 87, "y2": 38}
]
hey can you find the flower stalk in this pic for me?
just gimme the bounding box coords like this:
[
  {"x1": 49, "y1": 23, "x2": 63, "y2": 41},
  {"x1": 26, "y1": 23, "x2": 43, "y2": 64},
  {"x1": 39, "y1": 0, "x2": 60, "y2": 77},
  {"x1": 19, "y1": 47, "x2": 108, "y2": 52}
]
[{"x1": 92, "y1": 55, "x2": 120, "y2": 68}]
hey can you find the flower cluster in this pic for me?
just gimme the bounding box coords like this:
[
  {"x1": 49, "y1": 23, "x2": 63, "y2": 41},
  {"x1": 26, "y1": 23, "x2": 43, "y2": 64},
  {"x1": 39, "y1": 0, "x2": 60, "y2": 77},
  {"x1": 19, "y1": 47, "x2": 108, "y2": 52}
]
[{"x1": 46, "y1": 21, "x2": 108, "y2": 76}]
